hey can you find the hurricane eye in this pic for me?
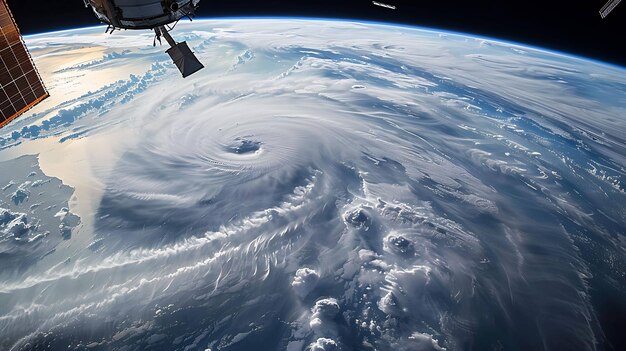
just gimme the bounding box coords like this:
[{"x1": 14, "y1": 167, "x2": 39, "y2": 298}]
[{"x1": 225, "y1": 138, "x2": 262, "y2": 154}]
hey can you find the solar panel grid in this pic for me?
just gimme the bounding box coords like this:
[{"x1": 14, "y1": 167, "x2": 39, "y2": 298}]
[{"x1": 0, "y1": 0, "x2": 48, "y2": 128}]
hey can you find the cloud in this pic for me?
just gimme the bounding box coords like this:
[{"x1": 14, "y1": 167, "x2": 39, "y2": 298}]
[
  {"x1": 292, "y1": 268, "x2": 320, "y2": 298},
  {"x1": 308, "y1": 338, "x2": 337, "y2": 351}
]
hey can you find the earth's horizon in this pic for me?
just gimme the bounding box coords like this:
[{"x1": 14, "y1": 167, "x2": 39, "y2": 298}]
[
  {"x1": 26, "y1": 18, "x2": 626, "y2": 71},
  {"x1": 1, "y1": 18, "x2": 625, "y2": 351}
]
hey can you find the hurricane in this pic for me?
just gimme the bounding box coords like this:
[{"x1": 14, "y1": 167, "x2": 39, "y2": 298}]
[{"x1": 0, "y1": 19, "x2": 625, "y2": 351}]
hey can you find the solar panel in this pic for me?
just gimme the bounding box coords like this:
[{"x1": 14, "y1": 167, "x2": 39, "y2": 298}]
[{"x1": 0, "y1": 0, "x2": 48, "y2": 129}]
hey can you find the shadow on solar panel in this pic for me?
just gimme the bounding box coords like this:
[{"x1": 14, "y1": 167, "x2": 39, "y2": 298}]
[{"x1": 0, "y1": 0, "x2": 49, "y2": 129}]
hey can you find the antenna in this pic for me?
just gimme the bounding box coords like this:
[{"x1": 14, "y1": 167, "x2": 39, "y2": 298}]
[{"x1": 156, "y1": 26, "x2": 204, "y2": 78}]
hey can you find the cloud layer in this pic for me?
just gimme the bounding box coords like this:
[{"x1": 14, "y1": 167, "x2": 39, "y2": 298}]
[{"x1": 0, "y1": 19, "x2": 624, "y2": 351}]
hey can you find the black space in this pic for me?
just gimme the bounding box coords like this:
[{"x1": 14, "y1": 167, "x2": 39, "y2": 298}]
[{"x1": 7, "y1": 0, "x2": 626, "y2": 67}]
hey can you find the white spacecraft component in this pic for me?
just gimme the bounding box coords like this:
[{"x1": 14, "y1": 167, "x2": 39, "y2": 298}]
[
  {"x1": 83, "y1": 0, "x2": 204, "y2": 77},
  {"x1": 599, "y1": 0, "x2": 622, "y2": 18},
  {"x1": 372, "y1": 1, "x2": 397, "y2": 10}
]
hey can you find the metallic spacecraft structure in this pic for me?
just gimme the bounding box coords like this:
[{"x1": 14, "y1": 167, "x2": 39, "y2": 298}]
[
  {"x1": 599, "y1": 0, "x2": 622, "y2": 18},
  {"x1": 84, "y1": 0, "x2": 204, "y2": 77},
  {"x1": 0, "y1": 0, "x2": 49, "y2": 129},
  {"x1": 372, "y1": 1, "x2": 397, "y2": 10}
]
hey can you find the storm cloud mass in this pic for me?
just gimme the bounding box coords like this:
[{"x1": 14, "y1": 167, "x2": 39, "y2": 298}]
[{"x1": 0, "y1": 20, "x2": 625, "y2": 351}]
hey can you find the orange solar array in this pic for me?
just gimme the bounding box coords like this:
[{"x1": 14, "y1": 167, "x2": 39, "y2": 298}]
[{"x1": 0, "y1": 0, "x2": 48, "y2": 129}]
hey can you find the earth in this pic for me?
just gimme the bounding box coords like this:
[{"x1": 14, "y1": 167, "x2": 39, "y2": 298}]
[{"x1": 0, "y1": 19, "x2": 625, "y2": 351}]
